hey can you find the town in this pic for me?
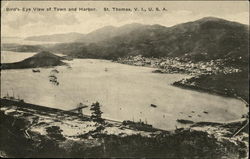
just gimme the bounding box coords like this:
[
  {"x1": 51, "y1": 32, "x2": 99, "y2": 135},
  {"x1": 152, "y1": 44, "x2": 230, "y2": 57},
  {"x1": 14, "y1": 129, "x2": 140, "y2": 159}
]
[{"x1": 116, "y1": 55, "x2": 241, "y2": 75}]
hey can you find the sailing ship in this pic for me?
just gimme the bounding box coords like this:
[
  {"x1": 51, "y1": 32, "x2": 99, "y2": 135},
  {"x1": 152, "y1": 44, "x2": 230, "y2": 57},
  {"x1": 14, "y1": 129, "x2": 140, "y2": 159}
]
[{"x1": 3, "y1": 92, "x2": 24, "y2": 102}]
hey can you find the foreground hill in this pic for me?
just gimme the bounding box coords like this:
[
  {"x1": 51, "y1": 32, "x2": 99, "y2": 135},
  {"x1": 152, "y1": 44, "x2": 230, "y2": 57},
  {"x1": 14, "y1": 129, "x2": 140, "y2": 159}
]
[
  {"x1": 1, "y1": 51, "x2": 66, "y2": 69},
  {"x1": 0, "y1": 98, "x2": 248, "y2": 158}
]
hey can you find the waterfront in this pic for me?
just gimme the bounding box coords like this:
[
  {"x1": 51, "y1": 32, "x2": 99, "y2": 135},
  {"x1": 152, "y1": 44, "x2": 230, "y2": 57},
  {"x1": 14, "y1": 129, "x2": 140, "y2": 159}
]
[{"x1": 1, "y1": 51, "x2": 248, "y2": 130}]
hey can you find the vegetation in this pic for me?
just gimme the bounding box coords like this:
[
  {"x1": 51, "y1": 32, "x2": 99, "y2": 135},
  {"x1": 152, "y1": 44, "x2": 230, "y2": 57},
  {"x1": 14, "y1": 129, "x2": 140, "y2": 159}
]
[
  {"x1": 90, "y1": 102, "x2": 104, "y2": 123},
  {"x1": 0, "y1": 98, "x2": 248, "y2": 158},
  {"x1": 0, "y1": 111, "x2": 247, "y2": 158},
  {"x1": 46, "y1": 126, "x2": 66, "y2": 141}
]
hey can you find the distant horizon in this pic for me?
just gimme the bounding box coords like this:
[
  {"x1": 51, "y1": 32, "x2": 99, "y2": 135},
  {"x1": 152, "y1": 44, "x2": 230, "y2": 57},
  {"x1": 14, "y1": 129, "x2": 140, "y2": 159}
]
[{"x1": 2, "y1": 16, "x2": 249, "y2": 39}]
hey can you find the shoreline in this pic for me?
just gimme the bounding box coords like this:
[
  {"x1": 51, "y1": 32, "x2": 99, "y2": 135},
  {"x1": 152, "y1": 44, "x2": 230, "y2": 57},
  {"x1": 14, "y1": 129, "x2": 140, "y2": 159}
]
[
  {"x1": 172, "y1": 81, "x2": 249, "y2": 106},
  {"x1": 0, "y1": 98, "x2": 165, "y2": 132},
  {"x1": 115, "y1": 58, "x2": 249, "y2": 106}
]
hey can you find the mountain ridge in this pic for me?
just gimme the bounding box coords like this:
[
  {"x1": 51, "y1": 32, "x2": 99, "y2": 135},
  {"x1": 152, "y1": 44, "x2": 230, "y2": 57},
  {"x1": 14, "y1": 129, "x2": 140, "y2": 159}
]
[
  {"x1": 4, "y1": 17, "x2": 249, "y2": 64},
  {"x1": 62, "y1": 17, "x2": 248, "y2": 62}
]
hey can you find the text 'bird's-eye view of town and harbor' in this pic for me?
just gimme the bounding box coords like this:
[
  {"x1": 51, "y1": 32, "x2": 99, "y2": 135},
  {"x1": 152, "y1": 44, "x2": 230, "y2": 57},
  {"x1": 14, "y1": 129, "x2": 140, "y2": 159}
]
[{"x1": 0, "y1": 1, "x2": 249, "y2": 158}]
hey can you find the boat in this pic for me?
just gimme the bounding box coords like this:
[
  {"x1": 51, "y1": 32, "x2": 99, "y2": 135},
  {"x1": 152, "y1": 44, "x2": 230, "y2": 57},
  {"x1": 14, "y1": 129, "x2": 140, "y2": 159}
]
[
  {"x1": 32, "y1": 69, "x2": 40, "y2": 73},
  {"x1": 51, "y1": 69, "x2": 59, "y2": 73},
  {"x1": 3, "y1": 93, "x2": 24, "y2": 102},
  {"x1": 49, "y1": 75, "x2": 57, "y2": 79},
  {"x1": 176, "y1": 119, "x2": 194, "y2": 124},
  {"x1": 150, "y1": 104, "x2": 157, "y2": 108}
]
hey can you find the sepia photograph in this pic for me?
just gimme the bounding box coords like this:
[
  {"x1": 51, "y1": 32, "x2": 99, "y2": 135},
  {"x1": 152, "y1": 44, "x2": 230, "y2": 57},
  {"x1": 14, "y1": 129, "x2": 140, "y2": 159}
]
[{"x1": 0, "y1": 0, "x2": 249, "y2": 158}]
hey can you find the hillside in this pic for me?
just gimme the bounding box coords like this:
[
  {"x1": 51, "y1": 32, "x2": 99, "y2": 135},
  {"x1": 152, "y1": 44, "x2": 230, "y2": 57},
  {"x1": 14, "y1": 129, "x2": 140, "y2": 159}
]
[
  {"x1": 173, "y1": 70, "x2": 249, "y2": 103},
  {"x1": 1, "y1": 51, "x2": 66, "y2": 69},
  {"x1": 25, "y1": 32, "x2": 85, "y2": 43},
  {"x1": 23, "y1": 23, "x2": 144, "y2": 44},
  {"x1": 0, "y1": 98, "x2": 248, "y2": 158},
  {"x1": 47, "y1": 17, "x2": 248, "y2": 64},
  {"x1": 100, "y1": 17, "x2": 248, "y2": 61}
]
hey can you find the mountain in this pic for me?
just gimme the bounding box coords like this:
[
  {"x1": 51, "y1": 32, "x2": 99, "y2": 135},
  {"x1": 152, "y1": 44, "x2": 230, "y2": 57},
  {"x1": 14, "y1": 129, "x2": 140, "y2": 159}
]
[
  {"x1": 99, "y1": 17, "x2": 248, "y2": 60},
  {"x1": 24, "y1": 23, "x2": 144, "y2": 44},
  {"x1": 5, "y1": 17, "x2": 249, "y2": 64},
  {"x1": 77, "y1": 23, "x2": 145, "y2": 43},
  {"x1": 161, "y1": 17, "x2": 249, "y2": 60},
  {"x1": 59, "y1": 17, "x2": 248, "y2": 63},
  {"x1": 25, "y1": 32, "x2": 85, "y2": 43},
  {"x1": 1, "y1": 51, "x2": 66, "y2": 70}
]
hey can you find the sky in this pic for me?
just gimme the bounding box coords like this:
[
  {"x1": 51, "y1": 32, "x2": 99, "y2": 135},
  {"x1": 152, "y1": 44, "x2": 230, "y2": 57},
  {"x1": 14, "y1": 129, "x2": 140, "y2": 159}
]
[{"x1": 1, "y1": 1, "x2": 249, "y2": 37}]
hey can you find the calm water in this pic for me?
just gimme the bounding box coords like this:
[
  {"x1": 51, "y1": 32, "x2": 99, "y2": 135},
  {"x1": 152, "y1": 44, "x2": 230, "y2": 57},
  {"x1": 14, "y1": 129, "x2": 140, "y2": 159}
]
[{"x1": 1, "y1": 51, "x2": 248, "y2": 130}]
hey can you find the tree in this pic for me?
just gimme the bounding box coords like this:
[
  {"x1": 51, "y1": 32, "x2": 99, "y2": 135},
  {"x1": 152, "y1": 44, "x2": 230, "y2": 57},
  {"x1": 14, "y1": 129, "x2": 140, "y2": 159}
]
[
  {"x1": 90, "y1": 102, "x2": 104, "y2": 123},
  {"x1": 46, "y1": 126, "x2": 65, "y2": 141}
]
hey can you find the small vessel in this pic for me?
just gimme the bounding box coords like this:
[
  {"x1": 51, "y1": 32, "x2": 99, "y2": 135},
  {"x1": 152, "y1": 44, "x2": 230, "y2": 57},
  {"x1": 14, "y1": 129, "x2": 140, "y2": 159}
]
[
  {"x1": 51, "y1": 69, "x2": 59, "y2": 73},
  {"x1": 104, "y1": 68, "x2": 108, "y2": 72},
  {"x1": 150, "y1": 104, "x2": 157, "y2": 108},
  {"x1": 49, "y1": 75, "x2": 57, "y2": 79},
  {"x1": 3, "y1": 92, "x2": 24, "y2": 102},
  {"x1": 176, "y1": 119, "x2": 194, "y2": 124},
  {"x1": 32, "y1": 69, "x2": 40, "y2": 73}
]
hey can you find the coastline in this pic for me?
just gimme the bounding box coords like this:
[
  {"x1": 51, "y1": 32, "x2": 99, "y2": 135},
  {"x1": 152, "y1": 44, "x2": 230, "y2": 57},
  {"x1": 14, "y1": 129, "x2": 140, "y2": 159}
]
[
  {"x1": 115, "y1": 56, "x2": 249, "y2": 106},
  {"x1": 172, "y1": 80, "x2": 249, "y2": 106}
]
